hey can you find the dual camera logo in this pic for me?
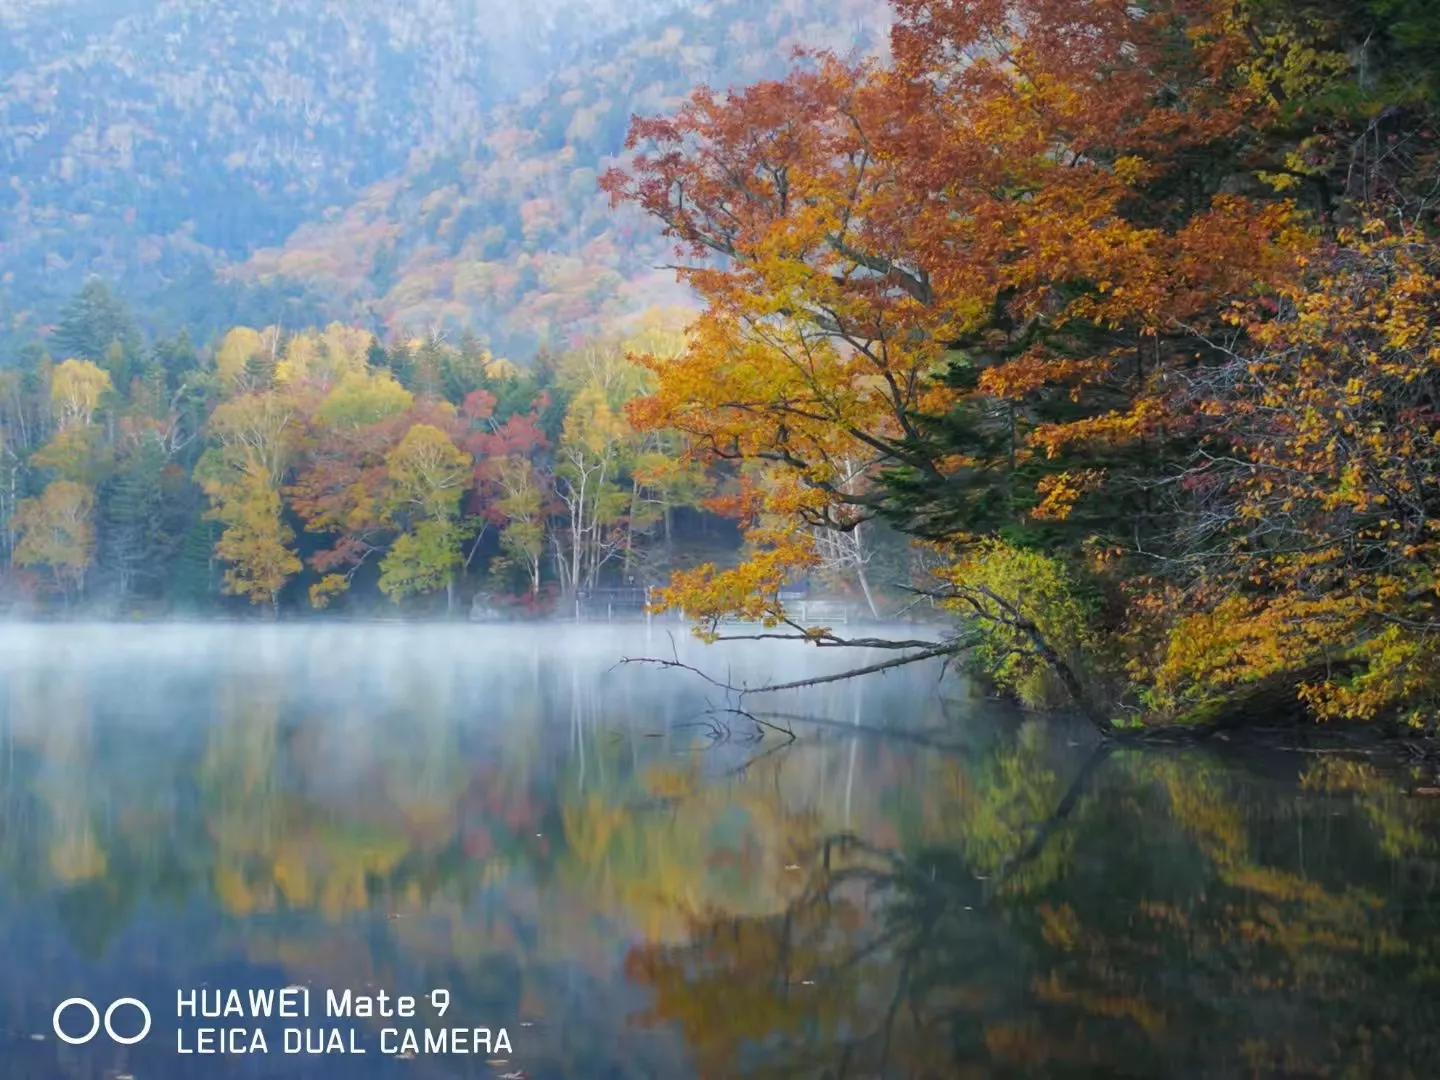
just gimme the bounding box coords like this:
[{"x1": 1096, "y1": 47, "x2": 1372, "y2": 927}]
[{"x1": 52, "y1": 997, "x2": 152, "y2": 1046}]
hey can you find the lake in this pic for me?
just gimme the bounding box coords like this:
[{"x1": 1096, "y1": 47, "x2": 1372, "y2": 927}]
[{"x1": 0, "y1": 624, "x2": 1437, "y2": 1078}]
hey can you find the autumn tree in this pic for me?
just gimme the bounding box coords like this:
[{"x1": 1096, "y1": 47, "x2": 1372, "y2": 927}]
[
  {"x1": 1141, "y1": 229, "x2": 1440, "y2": 727},
  {"x1": 207, "y1": 468, "x2": 301, "y2": 610},
  {"x1": 466, "y1": 393, "x2": 555, "y2": 601},
  {"x1": 378, "y1": 421, "x2": 472, "y2": 610},
  {"x1": 287, "y1": 371, "x2": 417, "y2": 608},
  {"x1": 14, "y1": 479, "x2": 96, "y2": 599},
  {"x1": 50, "y1": 359, "x2": 114, "y2": 431},
  {"x1": 215, "y1": 327, "x2": 279, "y2": 390},
  {"x1": 554, "y1": 382, "x2": 632, "y2": 596},
  {"x1": 276, "y1": 324, "x2": 373, "y2": 390},
  {"x1": 26, "y1": 358, "x2": 118, "y2": 487},
  {"x1": 551, "y1": 338, "x2": 672, "y2": 596},
  {"x1": 605, "y1": 0, "x2": 1439, "y2": 729},
  {"x1": 490, "y1": 455, "x2": 548, "y2": 598},
  {"x1": 196, "y1": 391, "x2": 301, "y2": 610}
]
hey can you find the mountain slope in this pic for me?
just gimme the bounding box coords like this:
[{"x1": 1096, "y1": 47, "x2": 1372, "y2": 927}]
[
  {"x1": 0, "y1": 0, "x2": 889, "y2": 352},
  {"x1": 233, "y1": 0, "x2": 892, "y2": 353},
  {"x1": 0, "y1": 0, "x2": 687, "y2": 337}
]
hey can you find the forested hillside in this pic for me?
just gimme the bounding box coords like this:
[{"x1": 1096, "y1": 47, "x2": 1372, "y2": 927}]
[
  {"x1": 0, "y1": 0, "x2": 888, "y2": 351},
  {"x1": 0, "y1": 0, "x2": 902, "y2": 619},
  {"x1": 232, "y1": 0, "x2": 891, "y2": 353}
]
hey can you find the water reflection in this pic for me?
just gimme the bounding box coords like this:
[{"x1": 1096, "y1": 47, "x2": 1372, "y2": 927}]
[{"x1": 0, "y1": 624, "x2": 1436, "y2": 1077}]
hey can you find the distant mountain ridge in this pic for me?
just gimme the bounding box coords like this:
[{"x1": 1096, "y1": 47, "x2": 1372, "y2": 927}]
[
  {"x1": 232, "y1": 0, "x2": 892, "y2": 354},
  {"x1": 0, "y1": 0, "x2": 687, "y2": 340},
  {"x1": 0, "y1": 0, "x2": 888, "y2": 353}
]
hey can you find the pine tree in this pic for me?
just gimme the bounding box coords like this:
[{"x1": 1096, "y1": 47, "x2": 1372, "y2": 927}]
[
  {"x1": 101, "y1": 439, "x2": 170, "y2": 601},
  {"x1": 54, "y1": 281, "x2": 142, "y2": 366},
  {"x1": 151, "y1": 332, "x2": 199, "y2": 392},
  {"x1": 170, "y1": 518, "x2": 221, "y2": 612},
  {"x1": 387, "y1": 342, "x2": 417, "y2": 391}
]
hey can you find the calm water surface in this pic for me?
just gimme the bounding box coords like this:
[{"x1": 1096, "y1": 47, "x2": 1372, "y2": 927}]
[{"x1": 0, "y1": 624, "x2": 1437, "y2": 1078}]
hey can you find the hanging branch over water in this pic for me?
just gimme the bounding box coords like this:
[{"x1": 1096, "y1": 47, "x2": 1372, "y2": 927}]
[
  {"x1": 619, "y1": 632, "x2": 972, "y2": 697},
  {"x1": 706, "y1": 617, "x2": 952, "y2": 653}
]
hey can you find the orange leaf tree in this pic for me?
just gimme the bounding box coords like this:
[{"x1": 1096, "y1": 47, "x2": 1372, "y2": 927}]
[{"x1": 605, "y1": 0, "x2": 1438, "y2": 728}]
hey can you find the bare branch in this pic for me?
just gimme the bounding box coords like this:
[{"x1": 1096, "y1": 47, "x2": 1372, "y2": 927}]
[{"x1": 619, "y1": 641, "x2": 965, "y2": 696}]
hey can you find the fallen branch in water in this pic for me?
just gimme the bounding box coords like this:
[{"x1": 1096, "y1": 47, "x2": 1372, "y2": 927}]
[
  {"x1": 715, "y1": 705, "x2": 795, "y2": 741},
  {"x1": 753, "y1": 710, "x2": 974, "y2": 753},
  {"x1": 684, "y1": 704, "x2": 796, "y2": 744}
]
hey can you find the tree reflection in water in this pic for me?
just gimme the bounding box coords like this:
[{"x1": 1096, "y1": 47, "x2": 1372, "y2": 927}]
[
  {"x1": 626, "y1": 735, "x2": 1440, "y2": 1077},
  {"x1": 0, "y1": 626, "x2": 1436, "y2": 1077}
]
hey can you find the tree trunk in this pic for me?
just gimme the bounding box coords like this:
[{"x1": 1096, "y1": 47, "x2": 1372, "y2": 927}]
[
  {"x1": 855, "y1": 559, "x2": 880, "y2": 619},
  {"x1": 851, "y1": 520, "x2": 879, "y2": 618}
]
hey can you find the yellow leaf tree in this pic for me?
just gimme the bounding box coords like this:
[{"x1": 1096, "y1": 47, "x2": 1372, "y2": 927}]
[
  {"x1": 379, "y1": 422, "x2": 472, "y2": 609},
  {"x1": 197, "y1": 391, "x2": 301, "y2": 610},
  {"x1": 208, "y1": 469, "x2": 302, "y2": 610},
  {"x1": 49, "y1": 358, "x2": 113, "y2": 431},
  {"x1": 14, "y1": 480, "x2": 97, "y2": 598}
]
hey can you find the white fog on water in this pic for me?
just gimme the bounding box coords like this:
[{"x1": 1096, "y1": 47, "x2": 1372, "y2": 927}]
[{"x1": 0, "y1": 622, "x2": 958, "y2": 739}]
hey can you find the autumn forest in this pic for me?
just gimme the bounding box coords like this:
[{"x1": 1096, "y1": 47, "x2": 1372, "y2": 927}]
[
  {"x1": 1, "y1": 296, "x2": 726, "y2": 614},
  {"x1": 3, "y1": 0, "x2": 1440, "y2": 737}
]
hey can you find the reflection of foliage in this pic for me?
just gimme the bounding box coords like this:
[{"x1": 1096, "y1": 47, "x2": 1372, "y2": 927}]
[
  {"x1": 627, "y1": 892, "x2": 871, "y2": 1076},
  {"x1": 1301, "y1": 758, "x2": 1430, "y2": 859},
  {"x1": 1, "y1": 640, "x2": 1437, "y2": 1074},
  {"x1": 557, "y1": 754, "x2": 822, "y2": 940},
  {"x1": 198, "y1": 684, "x2": 483, "y2": 921},
  {"x1": 628, "y1": 742, "x2": 1440, "y2": 1076},
  {"x1": 48, "y1": 829, "x2": 107, "y2": 884},
  {"x1": 922, "y1": 721, "x2": 1075, "y2": 895}
]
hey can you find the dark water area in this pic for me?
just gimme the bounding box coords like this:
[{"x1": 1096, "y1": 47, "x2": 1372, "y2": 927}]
[{"x1": 0, "y1": 624, "x2": 1436, "y2": 1078}]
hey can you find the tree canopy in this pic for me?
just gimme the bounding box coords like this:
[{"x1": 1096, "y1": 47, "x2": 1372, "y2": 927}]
[{"x1": 605, "y1": 0, "x2": 1440, "y2": 731}]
